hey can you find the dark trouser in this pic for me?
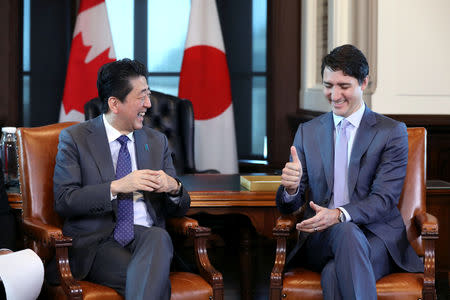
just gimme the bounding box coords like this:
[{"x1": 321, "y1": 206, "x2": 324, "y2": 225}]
[
  {"x1": 86, "y1": 225, "x2": 173, "y2": 300},
  {"x1": 302, "y1": 222, "x2": 394, "y2": 300}
]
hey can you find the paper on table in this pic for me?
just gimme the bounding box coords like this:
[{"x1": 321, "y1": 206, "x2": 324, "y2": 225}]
[{"x1": 0, "y1": 249, "x2": 44, "y2": 300}]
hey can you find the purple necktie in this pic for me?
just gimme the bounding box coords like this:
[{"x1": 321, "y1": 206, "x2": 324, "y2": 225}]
[
  {"x1": 113, "y1": 135, "x2": 134, "y2": 246},
  {"x1": 333, "y1": 119, "x2": 351, "y2": 208}
]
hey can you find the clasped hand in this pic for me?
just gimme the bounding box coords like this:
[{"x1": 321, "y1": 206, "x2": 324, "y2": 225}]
[
  {"x1": 111, "y1": 169, "x2": 179, "y2": 195},
  {"x1": 296, "y1": 201, "x2": 340, "y2": 233}
]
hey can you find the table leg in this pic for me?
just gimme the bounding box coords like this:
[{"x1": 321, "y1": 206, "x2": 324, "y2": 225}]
[{"x1": 239, "y1": 225, "x2": 252, "y2": 300}]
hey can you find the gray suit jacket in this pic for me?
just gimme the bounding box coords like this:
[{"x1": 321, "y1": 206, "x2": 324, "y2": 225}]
[
  {"x1": 276, "y1": 106, "x2": 423, "y2": 273},
  {"x1": 53, "y1": 115, "x2": 190, "y2": 280}
]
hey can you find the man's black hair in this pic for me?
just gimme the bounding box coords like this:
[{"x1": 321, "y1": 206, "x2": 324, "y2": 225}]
[
  {"x1": 321, "y1": 44, "x2": 369, "y2": 85},
  {"x1": 97, "y1": 58, "x2": 149, "y2": 113}
]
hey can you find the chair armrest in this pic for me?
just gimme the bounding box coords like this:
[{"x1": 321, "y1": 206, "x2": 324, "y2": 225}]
[
  {"x1": 23, "y1": 217, "x2": 64, "y2": 245},
  {"x1": 53, "y1": 236, "x2": 83, "y2": 300},
  {"x1": 273, "y1": 215, "x2": 297, "y2": 237},
  {"x1": 414, "y1": 211, "x2": 439, "y2": 299},
  {"x1": 166, "y1": 216, "x2": 199, "y2": 236},
  {"x1": 414, "y1": 211, "x2": 439, "y2": 238},
  {"x1": 23, "y1": 217, "x2": 82, "y2": 299},
  {"x1": 175, "y1": 218, "x2": 224, "y2": 293},
  {"x1": 271, "y1": 215, "x2": 297, "y2": 293}
]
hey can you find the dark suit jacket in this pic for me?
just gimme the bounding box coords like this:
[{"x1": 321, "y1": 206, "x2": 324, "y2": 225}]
[
  {"x1": 0, "y1": 157, "x2": 15, "y2": 250},
  {"x1": 53, "y1": 115, "x2": 190, "y2": 280},
  {"x1": 276, "y1": 106, "x2": 423, "y2": 273}
]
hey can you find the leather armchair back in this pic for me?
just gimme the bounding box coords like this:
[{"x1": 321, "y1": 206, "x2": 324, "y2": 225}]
[
  {"x1": 17, "y1": 122, "x2": 77, "y2": 262},
  {"x1": 84, "y1": 91, "x2": 196, "y2": 175},
  {"x1": 17, "y1": 122, "x2": 77, "y2": 227},
  {"x1": 399, "y1": 127, "x2": 427, "y2": 256}
]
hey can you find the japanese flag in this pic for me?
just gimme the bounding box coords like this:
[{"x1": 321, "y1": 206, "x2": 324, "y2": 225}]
[{"x1": 179, "y1": 0, "x2": 238, "y2": 174}]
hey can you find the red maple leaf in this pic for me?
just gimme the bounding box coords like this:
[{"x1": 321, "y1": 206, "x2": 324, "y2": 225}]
[{"x1": 61, "y1": 32, "x2": 115, "y2": 115}]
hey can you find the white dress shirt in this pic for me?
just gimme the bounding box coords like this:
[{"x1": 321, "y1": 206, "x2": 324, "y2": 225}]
[
  {"x1": 103, "y1": 114, "x2": 153, "y2": 227},
  {"x1": 282, "y1": 102, "x2": 366, "y2": 222}
]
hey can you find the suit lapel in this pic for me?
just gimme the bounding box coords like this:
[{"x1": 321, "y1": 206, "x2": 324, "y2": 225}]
[
  {"x1": 347, "y1": 107, "x2": 378, "y2": 200},
  {"x1": 133, "y1": 129, "x2": 160, "y2": 223},
  {"x1": 134, "y1": 129, "x2": 163, "y2": 170},
  {"x1": 86, "y1": 116, "x2": 115, "y2": 182},
  {"x1": 317, "y1": 113, "x2": 335, "y2": 194},
  {"x1": 134, "y1": 130, "x2": 150, "y2": 170}
]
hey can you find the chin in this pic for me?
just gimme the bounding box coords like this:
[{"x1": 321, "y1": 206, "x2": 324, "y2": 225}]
[{"x1": 332, "y1": 108, "x2": 345, "y2": 117}]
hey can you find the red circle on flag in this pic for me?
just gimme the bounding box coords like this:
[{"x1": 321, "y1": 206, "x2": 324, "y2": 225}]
[{"x1": 178, "y1": 45, "x2": 232, "y2": 120}]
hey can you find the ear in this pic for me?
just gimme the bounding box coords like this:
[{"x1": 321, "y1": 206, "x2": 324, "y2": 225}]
[
  {"x1": 360, "y1": 76, "x2": 369, "y2": 91},
  {"x1": 108, "y1": 96, "x2": 120, "y2": 114}
]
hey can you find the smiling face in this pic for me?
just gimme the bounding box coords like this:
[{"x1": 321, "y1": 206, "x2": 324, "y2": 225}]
[
  {"x1": 108, "y1": 75, "x2": 151, "y2": 134},
  {"x1": 322, "y1": 67, "x2": 368, "y2": 118}
]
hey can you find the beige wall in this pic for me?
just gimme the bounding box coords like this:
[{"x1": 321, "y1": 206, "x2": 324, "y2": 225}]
[
  {"x1": 300, "y1": 0, "x2": 450, "y2": 115},
  {"x1": 372, "y1": 0, "x2": 450, "y2": 114}
]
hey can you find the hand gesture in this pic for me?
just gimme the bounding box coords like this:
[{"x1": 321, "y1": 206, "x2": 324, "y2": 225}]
[
  {"x1": 281, "y1": 146, "x2": 302, "y2": 195},
  {"x1": 111, "y1": 169, "x2": 179, "y2": 195},
  {"x1": 296, "y1": 201, "x2": 340, "y2": 233}
]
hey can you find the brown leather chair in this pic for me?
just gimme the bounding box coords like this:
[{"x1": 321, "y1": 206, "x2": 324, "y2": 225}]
[
  {"x1": 270, "y1": 127, "x2": 439, "y2": 300},
  {"x1": 16, "y1": 122, "x2": 224, "y2": 300}
]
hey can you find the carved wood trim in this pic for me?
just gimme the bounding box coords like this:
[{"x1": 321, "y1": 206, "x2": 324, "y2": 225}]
[{"x1": 189, "y1": 225, "x2": 224, "y2": 300}]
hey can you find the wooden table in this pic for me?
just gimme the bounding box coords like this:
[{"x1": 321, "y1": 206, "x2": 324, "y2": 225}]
[{"x1": 182, "y1": 174, "x2": 278, "y2": 239}]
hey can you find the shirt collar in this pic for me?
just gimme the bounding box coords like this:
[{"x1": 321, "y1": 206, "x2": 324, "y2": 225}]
[
  {"x1": 102, "y1": 114, "x2": 135, "y2": 143},
  {"x1": 333, "y1": 101, "x2": 366, "y2": 129}
]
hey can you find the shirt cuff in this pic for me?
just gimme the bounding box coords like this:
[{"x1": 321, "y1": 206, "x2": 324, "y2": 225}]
[
  {"x1": 338, "y1": 207, "x2": 352, "y2": 222},
  {"x1": 168, "y1": 195, "x2": 181, "y2": 205},
  {"x1": 282, "y1": 187, "x2": 299, "y2": 203}
]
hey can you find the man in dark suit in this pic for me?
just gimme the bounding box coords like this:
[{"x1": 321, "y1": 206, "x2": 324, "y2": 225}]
[
  {"x1": 53, "y1": 59, "x2": 190, "y2": 299},
  {"x1": 0, "y1": 157, "x2": 15, "y2": 251},
  {"x1": 277, "y1": 44, "x2": 423, "y2": 299}
]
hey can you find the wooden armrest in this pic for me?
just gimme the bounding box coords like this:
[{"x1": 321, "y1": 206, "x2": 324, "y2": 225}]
[
  {"x1": 273, "y1": 215, "x2": 297, "y2": 237},
  {"x1": 23, "y1": 218, "x2": 82, "y2": 299},
  {"x1": 270, "y1": 214, "x2": 297, "y2": 291},
  {"x1": 168, "y1": 218, "x2": 223, "y2": 292},
  {"x1": 414, "y1": 211, "x2": 439, "y2": 238},
  {"x1": 23, "y1": 217, "x2": 64, "y2": 245},
  {"x1": 414, "y1": 211, "x2": 438, "y2": 298},
  {"x1": 166, "y1": 216, "x2": 199, "y2": 236}
]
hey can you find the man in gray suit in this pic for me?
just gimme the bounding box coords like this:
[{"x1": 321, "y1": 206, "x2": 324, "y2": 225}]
[
  {"x1": 277, "y1": 45, "x2": 423, "y2": 299},
  {"x1": 53, "y1": 59, "x2": 190, "y2": 299}
]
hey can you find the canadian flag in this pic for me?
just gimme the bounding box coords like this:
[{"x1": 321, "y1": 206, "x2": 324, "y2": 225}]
[
  {"x1": 179, "y1": 0, "x2": 238, "y2": 174},
  {"x1": 59, "y1": 0, "x2": 116, "y2": 122}
]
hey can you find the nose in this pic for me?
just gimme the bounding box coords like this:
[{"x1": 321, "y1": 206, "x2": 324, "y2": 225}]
[
  {"x1": 144, "y1": 94, "x2": 151, "y2": 108},
  {"x1": 330, "y1": 87, "x2": 341, "y2": 101}
]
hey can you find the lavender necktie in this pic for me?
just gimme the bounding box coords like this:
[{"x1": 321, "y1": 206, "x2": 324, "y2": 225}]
[
  {"x1": 113, "y1": 135, "x2": 134, "y2": 246},
  {"x1": 333, "y1": 119, "x2": 351, "y2": 208}
]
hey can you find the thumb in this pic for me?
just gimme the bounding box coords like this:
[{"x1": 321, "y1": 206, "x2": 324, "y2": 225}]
[
  {"x1": 290, "y1": 146, "x2": 300, "y2": 164},
  {"x1": 309, "y1": 201, "x2": 322, "y2": 212}
]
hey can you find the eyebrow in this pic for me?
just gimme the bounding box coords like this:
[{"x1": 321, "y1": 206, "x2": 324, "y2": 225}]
[
  {"x1": 138, "y1": 88, "x2": 150, "y2": 95},
  {"x1": 323, "y1": 81, "x2": 351, "y2": 86}
]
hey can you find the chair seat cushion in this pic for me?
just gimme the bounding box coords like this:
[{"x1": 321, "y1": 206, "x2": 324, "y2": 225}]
[
  {"x1": 282, "y1": 268, "x2": 424, "y2": 300},
  {"x1": 170, "y1": 271, "x2": 213, "y2": 300},
  {"x1": 46, "y1": 272, "x2": 212, "y2": 300},
  {"x1": 282, "y1": 268, "x2": 322, "y2": 299},
  {"x1": 47, "y1": 281, "x2": 123, "y2": 300},
  {"x1": 377, "y1": 273, "x2": 423, "y2": 300}
]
